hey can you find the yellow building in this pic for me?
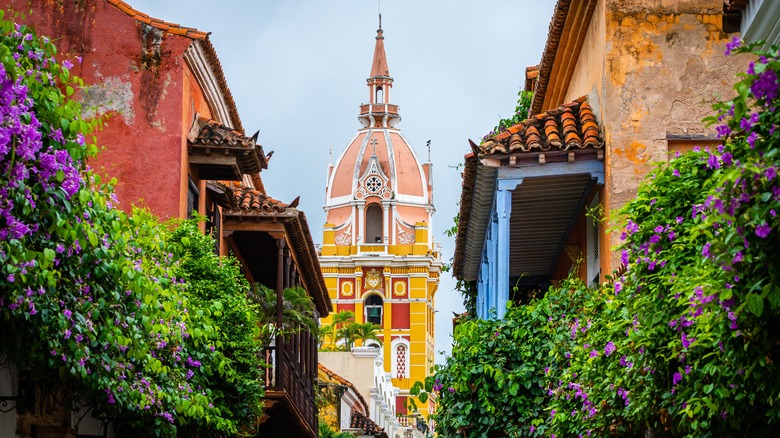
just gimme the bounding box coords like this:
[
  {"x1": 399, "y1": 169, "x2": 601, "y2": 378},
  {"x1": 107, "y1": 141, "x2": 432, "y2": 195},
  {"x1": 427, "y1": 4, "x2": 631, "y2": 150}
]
[{"x1": 319, "y1": 18, "x2": 441, "y2": 419}]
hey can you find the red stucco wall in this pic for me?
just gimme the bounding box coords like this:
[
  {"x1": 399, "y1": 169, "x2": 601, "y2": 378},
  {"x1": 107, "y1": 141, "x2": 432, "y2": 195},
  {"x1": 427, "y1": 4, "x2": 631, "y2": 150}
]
[{"x1": 7, "y1": 0, "x2": 193, "y2": 219}]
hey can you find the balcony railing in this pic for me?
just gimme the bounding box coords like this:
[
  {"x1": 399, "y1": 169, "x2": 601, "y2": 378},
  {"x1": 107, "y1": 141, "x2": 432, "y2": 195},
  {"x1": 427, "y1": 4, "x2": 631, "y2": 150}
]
[
  {"x1": 359, "y1": 103, "x2": 399, "y2": 115},
  {"x1": 263, "y1": 330, "x2": 317, "y2": 435}
]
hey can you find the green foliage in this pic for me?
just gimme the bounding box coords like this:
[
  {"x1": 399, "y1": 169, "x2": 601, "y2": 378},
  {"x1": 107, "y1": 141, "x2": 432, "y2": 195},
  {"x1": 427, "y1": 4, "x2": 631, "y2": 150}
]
[
  {"x1": 481, "y1": 90, "x2": 533, "y2": 143},
  {"x1": 318, "y1": 420, "x2": 354, "y2": 438},
  {"x1": 253, "y1": 283, "x2": 318, "y2": 344},
  {"x1": 319, "y1": 310, "x2": 382, "y2": 351},
  {"x1": 165, "y1": 220, "x2": 265, "y2": 433},
  {"x1": 418, "y1": 41, "x2": 780, "y2": 437},
  {"x1": 0, "y1": 16, "x2": 267, "y2": 436}
]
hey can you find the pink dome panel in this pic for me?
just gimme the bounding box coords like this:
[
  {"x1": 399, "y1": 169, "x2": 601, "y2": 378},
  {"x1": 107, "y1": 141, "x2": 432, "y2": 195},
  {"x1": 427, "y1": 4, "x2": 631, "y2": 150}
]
[
  {"x1": 396, "y1": 205, "x2": 428, "y2": 225},
  {"x1": 390, "y1": 132, "x2": 424, "y2": 197},
  {"x1": 330, "y1": 132, "x2": 367, "y2": 198},
  {"x1": 325, "y1": 205, "x2": 352, "y2": 228}
]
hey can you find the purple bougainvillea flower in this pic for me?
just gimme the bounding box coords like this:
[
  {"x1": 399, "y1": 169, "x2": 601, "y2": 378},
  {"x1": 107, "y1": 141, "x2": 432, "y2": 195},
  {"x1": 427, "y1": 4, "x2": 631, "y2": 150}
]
[
  {"x1": 756, "y1": 223, "x2": 771, "y2": 238},
  {"x1": 724, "y1": 36, "x2": 741, "y2": 55},
  {"x1": 673, "y1": 372, "x2": 682, "y2": 386},
  {"x1": 604, "y1": 342, "x2": 616, "y2": 356}
]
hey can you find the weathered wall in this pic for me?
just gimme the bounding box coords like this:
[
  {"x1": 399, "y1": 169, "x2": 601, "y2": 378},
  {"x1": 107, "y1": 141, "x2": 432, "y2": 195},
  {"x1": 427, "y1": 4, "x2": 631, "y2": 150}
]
[
  {"x1": 599, "y1": 0, "x2": 748, "y2": 268},
  {"x1": 7, "y1": 0, "x2": 191, "y2": 219},
  {"x1": 564, "y1": 0, "x2": 607, "y2": 106}
]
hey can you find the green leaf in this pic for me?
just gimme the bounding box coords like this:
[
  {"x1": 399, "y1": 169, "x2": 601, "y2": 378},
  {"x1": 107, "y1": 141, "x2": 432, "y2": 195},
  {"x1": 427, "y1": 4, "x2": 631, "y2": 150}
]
[{"x1": 747, "y1": 293, "x2": 764, "y2": 317}]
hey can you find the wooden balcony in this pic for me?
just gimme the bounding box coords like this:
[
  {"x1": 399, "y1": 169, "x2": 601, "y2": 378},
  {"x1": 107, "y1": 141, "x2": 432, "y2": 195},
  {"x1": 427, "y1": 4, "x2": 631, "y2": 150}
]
[{"x1": 257, "y1": 332, "x2": 318, "y2": 438}]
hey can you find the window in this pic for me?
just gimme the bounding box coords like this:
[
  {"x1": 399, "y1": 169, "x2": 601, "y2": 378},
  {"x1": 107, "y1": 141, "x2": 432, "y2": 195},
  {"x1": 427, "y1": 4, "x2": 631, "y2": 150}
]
[
  {"x1": 365, "y1": 294, "x2": 383, "y2": 326},
  {"x1": 187, "y1": 177, "x2": 199, "y2": 220},
  {"x1": 391, "y1": 338, "x2": 410, "y2": 379},
  {"x1": 376, "y1": 86, "x2": 383, "y2": 103},
  {"x1": 395, "y1": 344, "x2": 407, "y2": 378},
  {"x1": 365, "y1": 203, "x2": 383, "y2": 243},
  {"x1": 586, "y1": 196, "x2": 601, "y2": 285}
]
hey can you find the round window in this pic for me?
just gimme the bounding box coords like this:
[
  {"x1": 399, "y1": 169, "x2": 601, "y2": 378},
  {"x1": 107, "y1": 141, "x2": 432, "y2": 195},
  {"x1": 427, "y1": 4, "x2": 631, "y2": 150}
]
[{"x1": 366, "y1": 175, "x2": 382, "y2": 193}]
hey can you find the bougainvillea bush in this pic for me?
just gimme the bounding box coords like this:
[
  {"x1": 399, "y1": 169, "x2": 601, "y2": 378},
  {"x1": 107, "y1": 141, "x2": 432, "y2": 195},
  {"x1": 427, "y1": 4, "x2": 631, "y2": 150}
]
[
  {"x1": 0, "y1": 15, "x2": 264, "y2": 436},
  {"x1": 421, "y1": 41, "x2": 780, "y2": 437}
]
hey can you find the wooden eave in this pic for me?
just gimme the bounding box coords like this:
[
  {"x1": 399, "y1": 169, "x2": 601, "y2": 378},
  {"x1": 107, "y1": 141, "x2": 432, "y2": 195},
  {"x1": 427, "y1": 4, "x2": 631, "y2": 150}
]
[
  {"x1": 530, "y1": 0, "x2": 599, "y2": 115},
  {"x1": 220, "y1": 209, "x2": 331, "y2": 317}
]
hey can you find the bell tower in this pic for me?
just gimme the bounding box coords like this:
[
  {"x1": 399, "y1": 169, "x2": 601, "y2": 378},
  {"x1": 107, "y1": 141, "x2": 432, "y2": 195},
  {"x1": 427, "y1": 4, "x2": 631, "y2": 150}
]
[{"x1": 319, "y1": 17, "x2": 441, "y2": 420}]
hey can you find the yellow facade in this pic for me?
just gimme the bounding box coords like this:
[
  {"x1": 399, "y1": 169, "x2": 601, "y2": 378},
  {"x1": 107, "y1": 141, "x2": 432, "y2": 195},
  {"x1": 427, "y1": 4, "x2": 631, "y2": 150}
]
[{"x1": 319, "y1": 251, "x2": 440, "y2": 417}]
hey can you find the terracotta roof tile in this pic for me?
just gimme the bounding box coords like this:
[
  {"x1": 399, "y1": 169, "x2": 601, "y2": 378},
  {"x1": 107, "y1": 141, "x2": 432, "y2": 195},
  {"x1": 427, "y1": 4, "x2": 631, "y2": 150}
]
[
  {"x1": 350, "y1": 411, "x2": 384, "y2": 435},
  {"x1": 105, "y1": 0, "x2": 243, "y2": 132},
  {"x1": 479, "y1": 96, "x2": 603, "y2": 156},
  {"x1": 189, "y1": 116, "x2": 267, "y2": 174},
  {"x1": 106, "y1": 0, "x2": 209, "y2": 39},
  {"x1": 220, "y1": 183, "x2": 289, "y2": 213}
]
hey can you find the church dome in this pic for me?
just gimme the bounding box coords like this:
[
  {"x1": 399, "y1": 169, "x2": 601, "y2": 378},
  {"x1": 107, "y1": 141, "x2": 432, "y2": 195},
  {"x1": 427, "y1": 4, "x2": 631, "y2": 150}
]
[{"x1": 324, "y1": 23, "x2": 433, "y2": 247}]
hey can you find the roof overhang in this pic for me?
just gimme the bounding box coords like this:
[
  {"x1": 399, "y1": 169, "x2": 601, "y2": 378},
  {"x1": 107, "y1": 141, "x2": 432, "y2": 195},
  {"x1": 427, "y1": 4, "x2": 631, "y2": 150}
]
[
  {"x1": 454, "y1": 96, "x2": 604, "y2": 283},
  {"x1": 530, "y1": 0, "x2": 599, "y2": 115},
  {"x1": 183, "y1": 39, "x2": 244, "y2": 132},
  {"x1": 188, "y1": 117, "x2": 267, "y2": 181},
  {"x1": 213, "y1": 183, "x2": 331, "y2": 316}
]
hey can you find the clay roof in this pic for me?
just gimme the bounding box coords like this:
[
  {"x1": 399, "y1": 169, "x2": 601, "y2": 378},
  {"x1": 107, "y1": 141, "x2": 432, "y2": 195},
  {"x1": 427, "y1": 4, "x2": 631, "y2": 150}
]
[
  {"x1": 219, "y1": 183, "x2": 289, "y2": 213},
  {"x1": 189, "y1": 116, "x2": 268, "y2": 174},
  {"x1": 106, "y1": 0, "x2": 243, "y2": 132},
  {"x1": 350, "y1": 411, "x2": 385, "y2": 436},
  {"x1": 107, "y1": 0, "x2": 209, "y2": 38},
  {"x1": 525, "y1": 65, "x2": 539, "y2": 93},
  {"x1": 317, "y1": 364, "x2": 370, "y2": 415},
  {"x1": 453, "y1": 96, "x2": 603, "y2": 280},
  {"x1": 479, "y1": 96, "x2": 603, "y2": 156},
  {"x1": 213, "y1": 182, "x2": 332, "y2": 316},
  {"x1": 370, "y1": 28, "x2": 390, "y2": 77}
]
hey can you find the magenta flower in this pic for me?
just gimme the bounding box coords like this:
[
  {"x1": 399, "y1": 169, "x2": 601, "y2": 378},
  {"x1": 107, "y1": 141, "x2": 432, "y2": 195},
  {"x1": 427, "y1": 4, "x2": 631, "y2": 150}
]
[
  {"x1": 724, "y1": 36, "x2": 741, "y2": 55},
  {"x1": 756, "y1": 223, "x2": 771, "y2": 238},
  {"x1": 604, "y1": 342, "x2": 616, "y2": 357},
  {"x1": 673, "y1": 372, "x2": 682, "y2": 386}
]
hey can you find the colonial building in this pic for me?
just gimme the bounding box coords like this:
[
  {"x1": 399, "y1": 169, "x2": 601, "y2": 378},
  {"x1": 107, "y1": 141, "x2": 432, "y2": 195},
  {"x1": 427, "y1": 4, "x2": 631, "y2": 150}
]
[
  {"x1": 2, "y1": 1, "x2": 330, "y2": 437},
  {"x1": 454, "y1": 0, "x2": 749, "y2": 319},
  {"x1": 318, "y1": 19, "x2": 441, "y2": 421}
]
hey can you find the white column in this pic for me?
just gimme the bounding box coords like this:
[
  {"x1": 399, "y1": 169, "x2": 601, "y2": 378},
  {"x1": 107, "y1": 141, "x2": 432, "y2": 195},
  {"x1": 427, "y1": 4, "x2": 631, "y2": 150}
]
[
  {"x1": 357, "y1": 203, "x2": 365, "y2": 245},
  {"x1": 390, "y1": 203, "x2": 397, "y2": 245},
  {"x1": 382, "y1": 201, "x2": 389, "y2": 245}
]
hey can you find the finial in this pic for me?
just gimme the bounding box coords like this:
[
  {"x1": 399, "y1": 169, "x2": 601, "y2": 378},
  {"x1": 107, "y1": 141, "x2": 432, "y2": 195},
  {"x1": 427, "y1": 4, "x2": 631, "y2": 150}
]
[
  {"x1": 426, "y1": 139, "x2": 431, "y2": 162},
  {"x1": 329, "y1": 145, "x2": 333, "y2": 165},
  {"x1": 378, "y1": 0, "x2": 382, "y2": 30}
]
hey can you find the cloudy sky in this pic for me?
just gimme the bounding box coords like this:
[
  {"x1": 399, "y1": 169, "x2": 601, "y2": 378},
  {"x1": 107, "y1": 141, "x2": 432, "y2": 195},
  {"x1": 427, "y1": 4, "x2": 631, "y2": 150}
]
[{"x1": 132, "y1": 0, "x2": 557, "y2": 363}]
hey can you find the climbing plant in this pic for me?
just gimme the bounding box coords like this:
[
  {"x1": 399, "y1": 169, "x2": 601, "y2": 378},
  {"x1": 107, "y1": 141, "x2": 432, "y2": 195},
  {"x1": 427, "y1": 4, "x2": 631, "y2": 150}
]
[
  {"x1": 413, "y1": 40, "x2": 780, "y2": 437},
  {"x1": 0, "y1": 15, "x2": 267, "y2": 436}
]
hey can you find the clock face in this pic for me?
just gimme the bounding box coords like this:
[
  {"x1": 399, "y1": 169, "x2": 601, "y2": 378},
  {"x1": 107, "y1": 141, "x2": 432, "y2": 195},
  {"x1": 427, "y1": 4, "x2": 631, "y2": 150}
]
[{"x1": 366, "y1": 175, "x2": 382, "y2": 193}]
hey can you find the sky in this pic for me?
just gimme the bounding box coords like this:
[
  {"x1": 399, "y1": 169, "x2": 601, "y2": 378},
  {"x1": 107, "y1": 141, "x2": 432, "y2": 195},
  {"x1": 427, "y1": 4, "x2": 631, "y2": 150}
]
[{"x1": 131, "y1": 0, "x2": 557, "y2": 363}]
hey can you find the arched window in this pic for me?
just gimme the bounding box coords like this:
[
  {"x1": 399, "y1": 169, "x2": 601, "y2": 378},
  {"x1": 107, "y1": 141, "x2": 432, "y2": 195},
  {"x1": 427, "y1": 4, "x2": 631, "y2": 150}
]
[
  {"x1": 365, "y1": 203, "x2": 383, "y2": 243},
  {"x1": 376, "y1": 86, "x2": 384, "y2": 103},
  {"x1": 391, "y1": 338, "x2": 410, "y2": 379},
  {"x1": 365, "y1": 294, "x2": 383, "y2": 326}
]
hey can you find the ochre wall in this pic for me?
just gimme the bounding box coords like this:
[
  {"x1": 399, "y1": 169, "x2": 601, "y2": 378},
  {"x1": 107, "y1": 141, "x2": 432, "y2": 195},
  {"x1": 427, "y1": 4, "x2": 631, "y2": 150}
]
[{"x1": 557, "y1": 0, "x2": 749, "y2": 271}]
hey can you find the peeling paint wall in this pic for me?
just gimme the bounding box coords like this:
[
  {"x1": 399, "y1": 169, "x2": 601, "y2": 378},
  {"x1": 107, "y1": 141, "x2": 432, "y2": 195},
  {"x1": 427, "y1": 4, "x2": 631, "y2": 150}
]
[
  {"x1": 560, "y1": 0, "x2": 748, "y2": 270},
  {"x1": 7, "y1": 0, "x2": 193, "y2": 219}
]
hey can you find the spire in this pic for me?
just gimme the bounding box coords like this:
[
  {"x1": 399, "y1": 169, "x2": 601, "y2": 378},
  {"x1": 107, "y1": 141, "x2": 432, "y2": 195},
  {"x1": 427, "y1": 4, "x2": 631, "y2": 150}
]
[
  {"x1": 370, "y1": 18, "x2": 389, "y2": 78},
  {"x1": 359, "y1": 13, "x2": 398, "y2": 129}
]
